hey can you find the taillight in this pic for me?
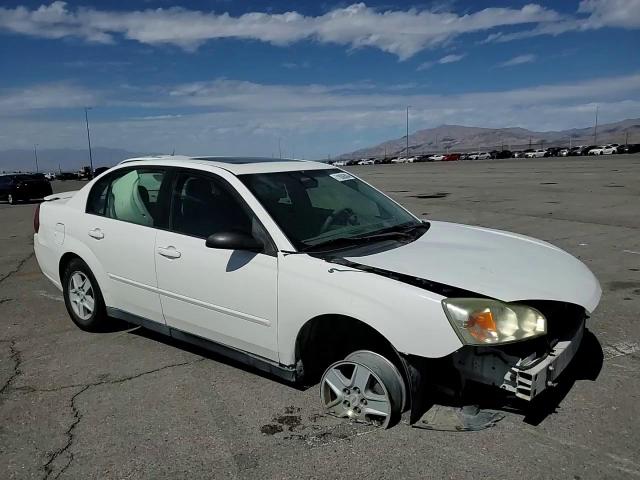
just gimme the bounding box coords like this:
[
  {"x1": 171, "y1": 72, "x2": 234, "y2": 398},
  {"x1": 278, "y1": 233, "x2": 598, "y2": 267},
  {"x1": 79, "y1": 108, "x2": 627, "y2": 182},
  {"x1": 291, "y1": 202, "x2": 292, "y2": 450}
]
[{"x1": 34, "y1": 203, "x2": 41, "y2": 233}]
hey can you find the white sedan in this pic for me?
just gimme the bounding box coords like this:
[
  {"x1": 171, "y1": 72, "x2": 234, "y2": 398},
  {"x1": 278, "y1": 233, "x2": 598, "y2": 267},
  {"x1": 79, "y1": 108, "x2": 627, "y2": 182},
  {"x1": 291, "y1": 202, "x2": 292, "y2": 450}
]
[
  {"x1": 34, "y1": 156, "x2": 601, "y2": 428},
  {"x1": 525, "y1": 149, "x2": 546, "y2": 158},
  {"x1": 429, "y1": 154, "x2": 445, "y2": 161},
  {"x1": 589, "y1": 145, "x2": 617, "y2": 155}
]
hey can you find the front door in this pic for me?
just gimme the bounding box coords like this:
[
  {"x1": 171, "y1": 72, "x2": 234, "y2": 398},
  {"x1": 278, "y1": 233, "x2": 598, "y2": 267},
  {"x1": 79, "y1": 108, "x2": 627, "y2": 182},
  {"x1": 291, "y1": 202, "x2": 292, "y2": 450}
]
[{"x1": 154, "y1": 170, "x2": 279, "y2": 360}]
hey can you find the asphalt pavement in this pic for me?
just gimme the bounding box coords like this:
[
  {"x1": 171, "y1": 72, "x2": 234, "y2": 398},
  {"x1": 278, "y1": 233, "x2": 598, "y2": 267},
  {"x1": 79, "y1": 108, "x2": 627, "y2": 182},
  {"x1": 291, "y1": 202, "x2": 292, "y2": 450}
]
[{"x1": 1, "y1": 154, "x2": 639, "y2": 479}]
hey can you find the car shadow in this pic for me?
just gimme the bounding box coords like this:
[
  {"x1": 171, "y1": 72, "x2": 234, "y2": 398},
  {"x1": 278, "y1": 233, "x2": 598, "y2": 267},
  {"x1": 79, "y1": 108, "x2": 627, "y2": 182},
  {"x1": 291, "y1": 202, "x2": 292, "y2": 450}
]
[
  {"x1": 521, "y1": 329, "x2": 603, "y2": 425},
  {"x1": 226, "y1": 250, "x2": 258, "y2": 272},
  {"x1": 127, "y1": 325, "x2": 307, "y2": 391}
]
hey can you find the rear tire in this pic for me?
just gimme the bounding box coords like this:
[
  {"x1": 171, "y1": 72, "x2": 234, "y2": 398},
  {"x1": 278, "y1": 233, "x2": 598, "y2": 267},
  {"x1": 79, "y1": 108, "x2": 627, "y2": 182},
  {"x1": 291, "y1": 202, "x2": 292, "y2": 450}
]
[
  {"x1": 8, "y1": 194, "x2": 16, "y2": 205},
  {"x1": 62, "y1": 258, "x2": 108, "y2": 332}
]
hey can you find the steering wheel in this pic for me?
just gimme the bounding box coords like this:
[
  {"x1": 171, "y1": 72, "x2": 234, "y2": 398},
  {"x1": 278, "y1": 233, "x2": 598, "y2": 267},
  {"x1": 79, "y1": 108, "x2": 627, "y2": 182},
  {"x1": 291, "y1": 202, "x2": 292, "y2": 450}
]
[{"x1": 320, "y1": 207, "x2": 358, "y2": 233}]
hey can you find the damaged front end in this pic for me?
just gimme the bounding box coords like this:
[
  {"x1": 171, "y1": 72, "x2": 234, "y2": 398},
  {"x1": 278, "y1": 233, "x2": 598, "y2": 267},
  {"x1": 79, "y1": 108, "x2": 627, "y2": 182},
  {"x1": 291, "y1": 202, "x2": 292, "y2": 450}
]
[{"x1": 404, "y1": 302, "x2": 588, "y2": 425}]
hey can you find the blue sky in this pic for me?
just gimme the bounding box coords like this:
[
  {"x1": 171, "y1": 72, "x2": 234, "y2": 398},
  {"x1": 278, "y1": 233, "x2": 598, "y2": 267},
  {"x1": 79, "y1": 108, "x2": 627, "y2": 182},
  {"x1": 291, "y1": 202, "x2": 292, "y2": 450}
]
[{"x1": 0, "y1": 0, "x2": 638, "y2": 159}]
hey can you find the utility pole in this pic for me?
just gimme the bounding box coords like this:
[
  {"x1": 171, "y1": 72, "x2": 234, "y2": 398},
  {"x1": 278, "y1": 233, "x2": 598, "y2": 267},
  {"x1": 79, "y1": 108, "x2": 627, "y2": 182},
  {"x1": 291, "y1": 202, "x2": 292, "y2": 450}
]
[
  {"x1": 405, "y1": 106, "x2": 410, "y2": 159},
  {"x1": 593, "y1": 104, "x2": 599, "y2": 144},
  {"x1": 33, "y1": 144, "x2": 39, "y2": 173},
  {"x1": 84, "y1": 107, "x2": 94, "y2": 178},
  {"x1": 529, "y1": 136, "x2": 532, "y2": 149},
  {"x1": 278, "y1": 138, "x2": 282, "y2": 159},
  {"x1": 625, "y1": 131, "x2": 629, "y2": 145}
]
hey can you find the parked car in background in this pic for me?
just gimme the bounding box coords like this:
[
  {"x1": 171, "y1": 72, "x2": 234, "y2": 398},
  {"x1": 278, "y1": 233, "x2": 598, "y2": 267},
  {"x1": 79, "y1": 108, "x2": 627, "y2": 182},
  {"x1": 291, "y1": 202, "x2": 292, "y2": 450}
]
[
  {"x1": 56, "y1": 172, "x2": 80, "y2": 180},
  {"x1": 567, "y1": 147, "x2": 582, "y2": 156},
  {"x1": 525, "y1": 149, "x2": 546, "y2": 158},
  {"x1": 443, "y1": 153, "x2": 461, "y2": 161},
  {"x1": 44, "y1": 172, "x2": 56, "y2": 180},
  {"x1": 514, "y1": 149, "x2": 533, "y2": 158},
  {"x1": 33, "y1": 155, "x2": 601, "y2": 429},
  {"x1": 0, "y1": 173, "x2": 53, "y2": 204},
  {"x1": 492, "y1": 150, "x2": 512, "y2": 159},
  {"x1": 93, "y1": 166, "x2": 111, "y2": 176},
  {"x1": 588, "y1": 145, "x2": 617, "y2": 155},
  {"x1": 429, "y1": 154, "x2": 446, "y2": 161},
  {"x1": 578, "y1": 145, "x2": 597, "y2": 156},
  {"x1": 545, "y1": 147, "x2": 562, "y2": 157},
  {"x1": 616, "y1": 144, "x2": 640, "y2": 154},
  {"x1": 559, "y1": 149, "x2": 569, "y2": 157}
]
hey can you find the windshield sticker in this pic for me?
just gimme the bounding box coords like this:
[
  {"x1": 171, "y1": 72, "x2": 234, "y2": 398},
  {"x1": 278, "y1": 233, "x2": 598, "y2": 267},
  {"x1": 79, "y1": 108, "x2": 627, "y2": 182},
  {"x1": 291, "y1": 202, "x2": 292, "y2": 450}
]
[{"x1": 330, "y1": 172, "x2": 355, "y2": 182}]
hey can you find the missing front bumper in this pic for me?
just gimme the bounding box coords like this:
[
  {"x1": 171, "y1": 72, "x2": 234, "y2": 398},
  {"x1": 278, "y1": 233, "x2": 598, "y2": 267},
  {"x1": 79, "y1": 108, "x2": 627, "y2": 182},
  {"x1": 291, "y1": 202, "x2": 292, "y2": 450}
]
[
  {"x1": 505, "y1": 323, "x2": 583, "y2": 400},
  {"x1": 451, "y1": 319, "x2": 585, "y2": 401}
]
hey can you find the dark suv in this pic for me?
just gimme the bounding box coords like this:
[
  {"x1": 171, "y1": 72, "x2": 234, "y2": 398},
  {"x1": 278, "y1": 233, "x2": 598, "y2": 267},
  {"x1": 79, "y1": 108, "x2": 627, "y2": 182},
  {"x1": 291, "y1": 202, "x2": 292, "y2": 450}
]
[{"x1": 0, "y1": 173, "x2": 53, "y2": 204}]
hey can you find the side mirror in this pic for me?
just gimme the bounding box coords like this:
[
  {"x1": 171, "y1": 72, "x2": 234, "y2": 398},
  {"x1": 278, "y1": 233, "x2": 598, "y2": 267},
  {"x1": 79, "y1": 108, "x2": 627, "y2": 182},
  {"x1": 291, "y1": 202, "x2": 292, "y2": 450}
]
[{"x1": 205, "y1": 231, "x2": 264, "y2": 253}]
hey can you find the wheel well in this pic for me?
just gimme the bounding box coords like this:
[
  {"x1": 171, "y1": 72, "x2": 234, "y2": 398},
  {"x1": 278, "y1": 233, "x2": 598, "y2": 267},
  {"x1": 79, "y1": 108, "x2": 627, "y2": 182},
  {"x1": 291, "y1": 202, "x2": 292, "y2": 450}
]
[
  {"x1": 294, "y1": 314, "x2": 407, "y2": 386},
  {"x1": 59, "y1": 252, "x2": 82, "y2": 283}
]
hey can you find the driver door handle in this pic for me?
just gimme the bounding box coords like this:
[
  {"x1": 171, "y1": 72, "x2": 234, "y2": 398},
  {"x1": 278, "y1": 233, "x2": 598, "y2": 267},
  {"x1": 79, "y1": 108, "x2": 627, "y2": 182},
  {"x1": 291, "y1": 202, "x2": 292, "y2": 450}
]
[
  {"x1": 88, "y1": 228, "x2": 104, "y2": 240},
  {"x1": 157, "y1": 246, "x2": 181, "y2": 259}
]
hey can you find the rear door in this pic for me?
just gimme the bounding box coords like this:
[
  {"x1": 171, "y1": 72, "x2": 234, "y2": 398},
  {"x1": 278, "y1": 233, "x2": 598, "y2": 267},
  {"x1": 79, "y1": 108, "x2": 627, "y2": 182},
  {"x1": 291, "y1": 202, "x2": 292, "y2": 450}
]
[
  {"x1": 154, "y1": 169, "x2": 279, "y2": 360},
  {"x1": 81, "y1": 166, "x2": 171, "y2": 324}
]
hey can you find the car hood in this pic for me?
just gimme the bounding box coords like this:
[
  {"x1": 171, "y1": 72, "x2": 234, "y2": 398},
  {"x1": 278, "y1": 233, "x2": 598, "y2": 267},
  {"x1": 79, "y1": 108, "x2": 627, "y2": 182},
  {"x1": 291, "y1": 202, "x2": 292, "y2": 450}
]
[{"x1": 344, "y1": 221, "x2": 601, "y2": 312}]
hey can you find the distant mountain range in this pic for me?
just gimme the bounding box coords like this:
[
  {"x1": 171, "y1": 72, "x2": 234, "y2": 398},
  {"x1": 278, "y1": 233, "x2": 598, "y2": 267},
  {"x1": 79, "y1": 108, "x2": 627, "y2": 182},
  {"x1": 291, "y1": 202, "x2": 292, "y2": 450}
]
[
  {"x1": 0, "y1": 147, "x2": 148, "y2": 172},
  {"x1": 341, "y1": 118, "x2": 640, "y2": 159}
]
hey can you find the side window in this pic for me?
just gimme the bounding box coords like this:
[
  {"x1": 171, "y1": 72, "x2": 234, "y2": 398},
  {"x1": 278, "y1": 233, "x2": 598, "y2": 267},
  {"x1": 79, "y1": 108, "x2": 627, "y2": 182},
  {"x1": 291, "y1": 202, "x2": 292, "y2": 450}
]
[
  {"x1": 170, "y1": 172, "x2": 255, "y2": 239},
  {"x1": 87, "y1": 168, "x2": 169, "y2": 228}
]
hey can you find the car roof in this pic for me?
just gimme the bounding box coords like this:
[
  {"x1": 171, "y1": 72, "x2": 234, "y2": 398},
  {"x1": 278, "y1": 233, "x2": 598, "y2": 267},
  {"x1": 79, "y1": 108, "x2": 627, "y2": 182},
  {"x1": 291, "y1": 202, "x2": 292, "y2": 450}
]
[{"x1": 118, "y1": 155, "x2": 334, "y2": 175}]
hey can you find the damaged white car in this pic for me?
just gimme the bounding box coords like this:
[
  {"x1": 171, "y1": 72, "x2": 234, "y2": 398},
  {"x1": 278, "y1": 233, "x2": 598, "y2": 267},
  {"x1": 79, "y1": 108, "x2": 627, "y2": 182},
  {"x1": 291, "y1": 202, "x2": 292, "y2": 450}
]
[{"x1": 34, "y1": 156, "x2": 601, "y2": 428}]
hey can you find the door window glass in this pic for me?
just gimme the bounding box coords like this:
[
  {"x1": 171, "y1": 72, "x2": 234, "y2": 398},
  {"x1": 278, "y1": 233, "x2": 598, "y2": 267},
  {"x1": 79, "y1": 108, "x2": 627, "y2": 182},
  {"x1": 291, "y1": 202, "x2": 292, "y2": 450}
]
[
  {"x1": 87, "y1": 168, "x2": 168, "y2": 228},
  {"x1": 170, "y1": 173, "x2": 254, "y2": 239}
]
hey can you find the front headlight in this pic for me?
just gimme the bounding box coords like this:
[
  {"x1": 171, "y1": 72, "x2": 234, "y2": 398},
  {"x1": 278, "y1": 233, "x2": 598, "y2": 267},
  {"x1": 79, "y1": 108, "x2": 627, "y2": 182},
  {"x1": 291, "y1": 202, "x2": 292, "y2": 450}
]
[{"x1": 442, "y1": 298, "x2": 546, "y2": 345}]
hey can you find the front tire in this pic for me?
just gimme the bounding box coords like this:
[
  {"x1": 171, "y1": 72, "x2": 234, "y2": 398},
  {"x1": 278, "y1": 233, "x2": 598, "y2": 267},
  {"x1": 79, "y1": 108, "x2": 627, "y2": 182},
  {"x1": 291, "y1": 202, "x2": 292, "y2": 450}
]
[
  {"x1": 62, "y1": 258, "x2": 108, "y2": 332},
  {"x1": 8, "y1": 194, "x2": 16, "y2": 205},
  {"x1": 320, "y1": 350, "x2": 405, "y2": 429}
]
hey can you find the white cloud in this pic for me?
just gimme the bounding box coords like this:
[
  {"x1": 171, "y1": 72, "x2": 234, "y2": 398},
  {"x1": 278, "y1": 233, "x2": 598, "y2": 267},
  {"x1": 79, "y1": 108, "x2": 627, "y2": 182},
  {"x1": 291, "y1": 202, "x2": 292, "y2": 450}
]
[
  {"x1": 0, "y1": 83, "x2": 98, "y2": 112},
  {"x1": 486, "y1": 0, "x2": 640, "y2": 43},
  {"x1": 499, "y1": 54, "x2": 537, "y2": 67},
  {"x1": 417, "y1": 53, "x2": 465, "y2": 70},
  {"x1": 438, "y1": 53, "x2": 465, "y2": 64},
  {"x1": 0, "y1": 2, "x2": 560, "y2": 59},
  {"x1": 1, "y1": 73, "x2": 639, "y2": 155},
  {"x1": 578, "y1": 0, "x2": 640, "y2": 29}
]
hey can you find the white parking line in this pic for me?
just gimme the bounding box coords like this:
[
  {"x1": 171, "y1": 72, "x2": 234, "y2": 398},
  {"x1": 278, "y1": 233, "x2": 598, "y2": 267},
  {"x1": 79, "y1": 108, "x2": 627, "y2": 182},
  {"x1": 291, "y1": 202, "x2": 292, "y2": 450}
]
[{"x1": 623, "y1": 250, "x2": 640, "y2": 255}]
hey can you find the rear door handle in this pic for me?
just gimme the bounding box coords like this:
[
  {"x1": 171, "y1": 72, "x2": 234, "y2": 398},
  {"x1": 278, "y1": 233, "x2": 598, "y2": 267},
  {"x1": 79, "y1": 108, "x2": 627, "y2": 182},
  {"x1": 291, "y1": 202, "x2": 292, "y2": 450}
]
[
  {"x1": 157, "y1": 246, "x2": 181, "y2": 259},
  {"x1": 88, "y1": 228, "x2": 104, "y2": 240}
]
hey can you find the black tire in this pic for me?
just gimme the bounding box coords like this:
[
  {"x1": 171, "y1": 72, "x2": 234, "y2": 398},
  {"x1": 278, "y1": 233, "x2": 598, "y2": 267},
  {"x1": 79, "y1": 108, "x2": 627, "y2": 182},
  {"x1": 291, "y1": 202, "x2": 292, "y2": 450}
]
[{"x1": 62, "y1": 258, "x2": 108, "y2": 332}]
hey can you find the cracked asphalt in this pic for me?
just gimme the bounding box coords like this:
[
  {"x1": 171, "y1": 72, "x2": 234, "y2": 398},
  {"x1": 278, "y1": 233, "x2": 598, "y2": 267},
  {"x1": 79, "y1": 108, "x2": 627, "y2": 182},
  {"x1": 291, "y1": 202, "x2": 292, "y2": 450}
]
[{"x1": 1, "y1": 155, "x2": 639, "y2": 479}]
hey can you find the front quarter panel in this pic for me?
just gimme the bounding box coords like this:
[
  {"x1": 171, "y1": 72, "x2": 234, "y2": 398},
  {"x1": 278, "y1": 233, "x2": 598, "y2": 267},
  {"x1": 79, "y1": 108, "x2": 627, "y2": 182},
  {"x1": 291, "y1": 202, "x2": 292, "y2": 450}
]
[{"x1": 277, "y1": 253, "x2": 462, "y2": 365}]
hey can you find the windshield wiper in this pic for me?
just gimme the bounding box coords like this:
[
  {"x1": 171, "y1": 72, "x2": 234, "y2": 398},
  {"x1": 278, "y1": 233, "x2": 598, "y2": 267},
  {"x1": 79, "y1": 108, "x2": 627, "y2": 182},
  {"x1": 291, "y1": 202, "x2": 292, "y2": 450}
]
[
  {"x1": 300, "y1": 224, "x2": 428, "y2": 252},
  {"x1": 353, "y1": 221, "x2": 427, "y2": 239}
]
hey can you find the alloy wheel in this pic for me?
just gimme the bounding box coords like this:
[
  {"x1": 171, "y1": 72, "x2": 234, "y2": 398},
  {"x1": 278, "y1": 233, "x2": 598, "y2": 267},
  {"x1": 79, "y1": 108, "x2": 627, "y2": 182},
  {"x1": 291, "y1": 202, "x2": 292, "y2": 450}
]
[
  {"x1": 320, "y1": 356, "x2": 402, "y2": 428},
  {"x1": 68, "y1": 271, "x2": 95, "y2": 321}
]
